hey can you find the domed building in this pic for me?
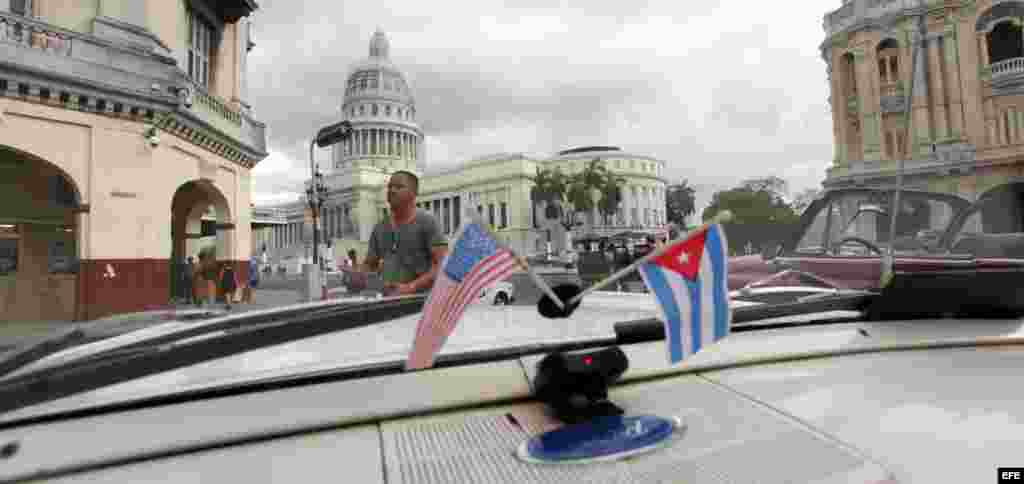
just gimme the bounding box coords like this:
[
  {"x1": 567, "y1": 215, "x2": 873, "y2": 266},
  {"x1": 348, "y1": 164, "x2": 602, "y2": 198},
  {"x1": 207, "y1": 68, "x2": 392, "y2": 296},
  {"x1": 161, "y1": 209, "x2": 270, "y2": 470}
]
[
  {"x1": 253, "y1": 31, "x2": 669, "y2": 268},
  {"x1": 333, "y1": 29, "x2": 424, "y2": 175}
]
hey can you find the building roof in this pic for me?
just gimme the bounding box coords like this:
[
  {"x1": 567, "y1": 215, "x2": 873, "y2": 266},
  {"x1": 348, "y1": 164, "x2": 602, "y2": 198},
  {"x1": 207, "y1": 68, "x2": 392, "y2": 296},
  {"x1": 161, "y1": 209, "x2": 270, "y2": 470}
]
[{"x1": 343, "y1": 29, "x2": 414, "y2": 106}]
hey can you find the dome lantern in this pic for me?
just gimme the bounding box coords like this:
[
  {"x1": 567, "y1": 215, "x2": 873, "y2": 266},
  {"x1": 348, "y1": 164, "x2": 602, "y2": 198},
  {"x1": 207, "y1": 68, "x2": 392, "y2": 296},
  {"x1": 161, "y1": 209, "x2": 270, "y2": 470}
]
[{"x1": 369, "y1": 28, "x2": 389, "y2": 58}]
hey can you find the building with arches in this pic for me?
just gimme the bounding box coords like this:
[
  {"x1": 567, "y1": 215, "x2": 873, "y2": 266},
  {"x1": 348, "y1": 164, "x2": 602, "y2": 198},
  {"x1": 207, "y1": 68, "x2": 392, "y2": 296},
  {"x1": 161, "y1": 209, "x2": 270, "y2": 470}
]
[
  {"x1": 255, "y1": 30, "x2": 668, "y2": 265},
  {"x1": 0, "y1": 1, "x2": 268, "y2": 321},
  {"x1": 821, "y1": 0, "x2": 1024, "y2": 197}
]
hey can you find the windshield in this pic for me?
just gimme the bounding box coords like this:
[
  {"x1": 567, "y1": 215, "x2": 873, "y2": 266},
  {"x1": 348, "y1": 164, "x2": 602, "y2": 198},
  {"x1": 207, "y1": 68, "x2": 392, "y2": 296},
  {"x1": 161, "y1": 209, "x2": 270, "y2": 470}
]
[{"x1": 3, "y1": 1, "x2": 1024, "y2": 424}]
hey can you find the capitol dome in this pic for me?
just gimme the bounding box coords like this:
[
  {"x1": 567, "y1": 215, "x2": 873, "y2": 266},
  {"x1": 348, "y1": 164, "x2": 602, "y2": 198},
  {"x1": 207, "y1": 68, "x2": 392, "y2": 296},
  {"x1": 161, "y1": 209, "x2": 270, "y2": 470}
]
[{"x1": 333, "y1": 29, "x2": 423, "y2": 173}]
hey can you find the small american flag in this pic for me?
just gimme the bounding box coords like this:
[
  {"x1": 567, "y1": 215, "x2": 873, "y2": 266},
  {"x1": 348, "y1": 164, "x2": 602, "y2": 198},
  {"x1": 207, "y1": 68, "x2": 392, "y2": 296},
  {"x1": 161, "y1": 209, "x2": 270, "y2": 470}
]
[{"x1": 405, "y1": 220, "x2": 519, "y2": 370}]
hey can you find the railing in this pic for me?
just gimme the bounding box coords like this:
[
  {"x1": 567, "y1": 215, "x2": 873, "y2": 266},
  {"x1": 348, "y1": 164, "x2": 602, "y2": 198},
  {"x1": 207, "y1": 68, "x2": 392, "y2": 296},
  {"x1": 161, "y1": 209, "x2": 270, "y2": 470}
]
[
  {"x1": 252, "y1": 207, "x2": 288, "y2": 222},
  {"x1": 0, "y1": 12, "x2": 72, "y2": 56},
  {"x1": 991, "y1": 57, "x2": 1024, "y2": 80},
  {"x1": 823, "y1": 0, "x2": 917, "y2": 37},
  {"x1": 191, "y1": 84, "x2": 242, "y2": 126}
]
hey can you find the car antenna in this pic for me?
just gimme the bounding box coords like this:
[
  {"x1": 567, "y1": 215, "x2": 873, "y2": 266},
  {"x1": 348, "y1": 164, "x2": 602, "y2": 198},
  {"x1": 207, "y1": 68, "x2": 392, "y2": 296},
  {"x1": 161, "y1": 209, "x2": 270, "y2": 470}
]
[{"x1": 881, "y1": 2, "x2": 924, "y2": 289}]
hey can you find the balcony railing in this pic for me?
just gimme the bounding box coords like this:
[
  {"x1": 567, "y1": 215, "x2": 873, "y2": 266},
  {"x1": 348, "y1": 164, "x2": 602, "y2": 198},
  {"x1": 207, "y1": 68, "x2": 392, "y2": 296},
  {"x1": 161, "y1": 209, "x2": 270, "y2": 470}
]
[
  {"x1": 823, "y1": 0, "x2": 918, "y2": 37},
  {"x1": 192, "y1": 85, "x2": 241, "y2": 126},
  {"x1": 991, "y1": 57, "x2": 1024, "y2": 82},
  {"x1": 0, "y1": 13, "x2": 72, "y2": 56}
]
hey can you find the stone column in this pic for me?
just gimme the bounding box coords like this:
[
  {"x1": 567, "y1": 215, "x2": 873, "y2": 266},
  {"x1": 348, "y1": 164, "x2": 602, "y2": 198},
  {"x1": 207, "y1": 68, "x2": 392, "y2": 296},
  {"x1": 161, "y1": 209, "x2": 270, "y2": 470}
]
[
  {"x1": 979, "y1": 32, "x2": 990, "y2": 67},
  {"x1": 857, "y1": 46, "x2": 884, "y2": 161},
  {"x1": 911, "y1": 28, "x2": 932, "y2": 158},
  {"x1": 833, "y1": 49, "x2": 852, "y2": 165},
  {"x1": 928, "y1": 35, "x2": 949, "y2": 141},
  {"x1": 944, "y1": 23, "x2": 965, "y2": 142}
]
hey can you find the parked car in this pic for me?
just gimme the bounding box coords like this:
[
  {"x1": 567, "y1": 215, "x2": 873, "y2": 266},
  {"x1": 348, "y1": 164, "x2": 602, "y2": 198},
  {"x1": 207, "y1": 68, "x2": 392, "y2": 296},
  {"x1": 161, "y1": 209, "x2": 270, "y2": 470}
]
[{"x1": 727, "y1": 182, "x2": 1024, "y2": 293}]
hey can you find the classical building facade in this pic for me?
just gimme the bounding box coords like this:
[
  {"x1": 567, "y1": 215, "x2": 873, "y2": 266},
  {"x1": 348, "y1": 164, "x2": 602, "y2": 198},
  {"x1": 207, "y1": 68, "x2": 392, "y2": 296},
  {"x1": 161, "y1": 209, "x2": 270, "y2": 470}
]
[
  {"x1": 254, "y1": 31, "x2": 668, "y2": 266},
  {"x1": 822, "y1": 0, "x2": 1024, "y2": 198},
  {"x1": 0, "y1": 0, "x2": 268, "y2": 321}
]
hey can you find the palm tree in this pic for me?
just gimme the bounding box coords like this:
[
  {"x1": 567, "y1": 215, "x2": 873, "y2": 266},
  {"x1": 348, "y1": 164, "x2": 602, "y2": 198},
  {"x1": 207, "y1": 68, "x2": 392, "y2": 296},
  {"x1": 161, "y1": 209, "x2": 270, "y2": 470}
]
[
  {"x1": 666, "y1": 179, "x2": 697, "y2": 226},
  {"x1": 570, "y1": 158, "x2": 623, "y2": 231},
  {"x1": 529, "y1": 166, "x2": 569, "y2": 226},
  {"x1": 530, "y1": 159, "x2": 625, "y2": 250}
]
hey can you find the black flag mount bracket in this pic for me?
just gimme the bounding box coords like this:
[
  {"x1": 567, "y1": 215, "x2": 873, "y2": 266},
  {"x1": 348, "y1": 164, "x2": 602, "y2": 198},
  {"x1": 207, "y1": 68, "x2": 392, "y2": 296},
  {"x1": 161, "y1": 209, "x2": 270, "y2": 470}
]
[
  {"x1": 538, "y1": 283, "x2": 583, "y2": 319},
  {"x1": 533, "y1": 346, "x2": 629, "y2": 424}
]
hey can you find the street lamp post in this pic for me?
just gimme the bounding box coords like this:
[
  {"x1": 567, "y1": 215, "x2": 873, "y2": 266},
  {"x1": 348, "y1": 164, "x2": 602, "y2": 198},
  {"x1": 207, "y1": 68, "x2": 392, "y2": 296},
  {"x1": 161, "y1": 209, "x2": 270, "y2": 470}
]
[
  {"x1": 304, "y1": 120, "x2": 353, "y2": 301},
  {"x1": 305, "y1": 169, "x2": 328, "y2": 266}
]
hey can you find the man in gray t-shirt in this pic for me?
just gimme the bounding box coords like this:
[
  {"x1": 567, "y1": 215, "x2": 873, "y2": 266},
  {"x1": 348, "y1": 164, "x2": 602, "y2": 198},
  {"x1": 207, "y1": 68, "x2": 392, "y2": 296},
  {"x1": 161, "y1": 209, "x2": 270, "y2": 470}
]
[{"x1": 358, "y1": 171, "x2": 448, "y2": 296}]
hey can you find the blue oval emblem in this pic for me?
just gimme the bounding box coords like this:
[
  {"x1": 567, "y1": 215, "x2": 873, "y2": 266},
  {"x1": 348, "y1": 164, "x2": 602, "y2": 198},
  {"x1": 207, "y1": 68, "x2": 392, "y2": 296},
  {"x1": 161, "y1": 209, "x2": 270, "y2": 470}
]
[{"x1": 516, "y1": 415, "x2": 681, "y2": 464}]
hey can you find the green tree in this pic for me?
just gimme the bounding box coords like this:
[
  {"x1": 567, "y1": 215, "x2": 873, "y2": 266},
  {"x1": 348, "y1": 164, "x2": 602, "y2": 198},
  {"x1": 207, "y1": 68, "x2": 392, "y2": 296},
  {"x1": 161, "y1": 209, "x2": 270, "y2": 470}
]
[
  {"x1": 741, "y1": 176, "x2": 789, "y2": 197},
  {"x1": 665, "y1": 179, "x2": 697, "y2": 226},
  {"x1": 530, "y1": 159, "x2": 623, "y2": 232},
  {"x1": 702, "y1": 183, "x2": 800, "y2": 255}
]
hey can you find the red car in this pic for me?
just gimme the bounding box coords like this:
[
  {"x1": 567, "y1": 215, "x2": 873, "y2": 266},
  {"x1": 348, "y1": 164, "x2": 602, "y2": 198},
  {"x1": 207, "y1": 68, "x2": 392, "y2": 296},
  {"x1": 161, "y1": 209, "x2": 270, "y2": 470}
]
[{"x1": 728, "y1": 181, "x2": 1024, "y2": 293}]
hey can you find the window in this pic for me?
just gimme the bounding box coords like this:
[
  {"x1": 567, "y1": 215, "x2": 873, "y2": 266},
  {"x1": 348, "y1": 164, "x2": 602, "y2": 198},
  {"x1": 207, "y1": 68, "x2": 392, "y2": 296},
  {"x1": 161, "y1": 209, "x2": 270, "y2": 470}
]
[
  {"x1": 372, "y1": 104, "x2": 379, "y2": 116},
  {"x1": 187, "y1": 8, "x2": 215, "y2": 88},
  {"x1": 359, "y1": 105, "x2": 365, "y2": 115},
  {"x1": 453, "y1": 196, "x2": 461, "y2": 229},
  {"x1": 500, "y1": 202, "x2": 508, "y2": 228},
  {"x1": 478, "y1": 205, "x2": 483, "y2": 216},
  {"x1": 489, "y1": 204, "x2": 496, "y2": 227},
  {"x1": 385, "y1": 105, "x2": 391, "y2": 116},
  {"x1": 796, "y1": 202, "x2": 830, "y2": 254},
  {"x1": 10, "y1": 0, "x2": 30, "y2": 16},
  {"x1": 443, "y1": 199, "x2": 451, "y2": 234}
]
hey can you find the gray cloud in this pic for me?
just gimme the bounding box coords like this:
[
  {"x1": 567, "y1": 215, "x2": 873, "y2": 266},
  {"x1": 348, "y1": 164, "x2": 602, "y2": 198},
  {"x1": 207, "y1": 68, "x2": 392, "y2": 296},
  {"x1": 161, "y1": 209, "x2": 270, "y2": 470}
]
[{"x1": 246, "y1": 0, "x2": 836, "y2": 213}]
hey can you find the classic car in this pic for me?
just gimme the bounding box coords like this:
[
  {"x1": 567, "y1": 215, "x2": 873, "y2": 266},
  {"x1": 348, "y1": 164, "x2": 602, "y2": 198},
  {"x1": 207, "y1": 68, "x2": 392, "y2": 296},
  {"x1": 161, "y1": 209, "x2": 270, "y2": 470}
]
[
  {"x1": 1, "y1": 273, "x2": 1021, "y2": 483},
  {"x1": 727, "y1": 181, "x2": 1024, "y2": 293}
]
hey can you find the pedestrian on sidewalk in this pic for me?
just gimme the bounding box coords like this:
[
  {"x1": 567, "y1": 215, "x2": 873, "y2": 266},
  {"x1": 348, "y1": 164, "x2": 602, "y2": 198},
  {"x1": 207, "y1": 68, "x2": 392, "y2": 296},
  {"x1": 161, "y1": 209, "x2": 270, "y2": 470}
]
[
  {"x1": 249, "y1": 255, "x2": 260, "y2": 289},
  {"x1": 220, "y1": 262, "x2": 238, "y2": 310},
  {"x1": 183, "y1": 256, "x2": 195, "y2": 304}
]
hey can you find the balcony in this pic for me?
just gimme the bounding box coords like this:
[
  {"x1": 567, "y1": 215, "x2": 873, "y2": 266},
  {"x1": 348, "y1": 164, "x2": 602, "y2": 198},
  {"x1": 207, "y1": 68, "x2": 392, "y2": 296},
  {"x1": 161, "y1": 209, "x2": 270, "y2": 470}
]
[
  {"x1": 990, "y1": 57, "x2": 1024, "y2": 89},
  {"x1": 0, "y1": 11, "x2": 267, "y2": 165},
  {"x1": 251, "y1": 207, "x2": 288, "y2": 225},
  {"x1": 190, "y1": 85, "x2": 241, "y2": 134},
  {"x1": 826, "y1": 143, "x2": 978, "y2": 181},
  {"x1": 823, "y1": 0, "x2": 920, "y2": 38}
]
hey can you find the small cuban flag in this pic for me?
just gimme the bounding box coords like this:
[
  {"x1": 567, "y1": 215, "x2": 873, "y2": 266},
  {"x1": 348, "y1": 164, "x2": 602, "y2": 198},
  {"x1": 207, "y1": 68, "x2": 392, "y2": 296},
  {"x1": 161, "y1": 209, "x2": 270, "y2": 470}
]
[{"x1": 637, "y1": 224, "x2": 731, "y2": 365}]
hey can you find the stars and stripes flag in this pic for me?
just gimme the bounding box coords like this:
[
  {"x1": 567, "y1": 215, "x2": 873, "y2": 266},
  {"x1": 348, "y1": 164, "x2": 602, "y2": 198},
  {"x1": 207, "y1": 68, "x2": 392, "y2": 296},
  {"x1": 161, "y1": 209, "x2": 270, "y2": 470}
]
[
  {"x1": 405, "y1": 219, "x2": 519, "y2": 370},
  {"x1": 638, "y1": 223, "x2": 731, "y2": 365}
]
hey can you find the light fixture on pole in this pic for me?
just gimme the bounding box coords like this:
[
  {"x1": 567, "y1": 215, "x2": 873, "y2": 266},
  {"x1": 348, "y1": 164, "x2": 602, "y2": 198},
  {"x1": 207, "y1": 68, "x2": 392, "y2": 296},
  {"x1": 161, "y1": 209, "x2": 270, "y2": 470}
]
[{"x1": 308, "y1": 120, "x2": 353, "y2": 269}]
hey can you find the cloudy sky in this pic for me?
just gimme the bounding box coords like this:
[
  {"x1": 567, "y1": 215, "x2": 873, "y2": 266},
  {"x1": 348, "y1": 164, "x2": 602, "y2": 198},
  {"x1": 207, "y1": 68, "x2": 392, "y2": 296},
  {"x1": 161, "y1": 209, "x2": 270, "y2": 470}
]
[{"x1": 247, "y1": 0, "x2": 836, "y2": 215}]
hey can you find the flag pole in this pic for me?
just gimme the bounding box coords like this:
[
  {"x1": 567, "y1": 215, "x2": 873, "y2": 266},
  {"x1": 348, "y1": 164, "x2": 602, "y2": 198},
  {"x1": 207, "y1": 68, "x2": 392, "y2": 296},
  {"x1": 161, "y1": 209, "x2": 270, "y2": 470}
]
[
  {"x1": 510, "y1": 251, "x2": 566, "y2": 310},
  {"x1": 466, "y1": 211, "x2": 566, "y2": 310},
  {"x1": 565, "y1": 210, "x2": 734, "y2": 306}
]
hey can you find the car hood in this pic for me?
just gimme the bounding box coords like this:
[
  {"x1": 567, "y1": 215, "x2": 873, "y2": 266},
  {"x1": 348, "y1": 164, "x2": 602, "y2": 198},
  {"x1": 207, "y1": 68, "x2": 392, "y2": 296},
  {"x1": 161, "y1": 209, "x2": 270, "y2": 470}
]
[
  {"x1": 703, "y1": 320, "x2": 1024, "y2": 484},
  {"x1": 0, "y1": 292, "x2": 789, "y2": 421}
]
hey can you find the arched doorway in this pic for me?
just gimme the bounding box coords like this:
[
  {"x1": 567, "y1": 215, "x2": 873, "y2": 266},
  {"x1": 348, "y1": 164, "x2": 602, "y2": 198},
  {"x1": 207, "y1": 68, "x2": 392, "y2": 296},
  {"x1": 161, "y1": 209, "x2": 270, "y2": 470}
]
[
  {"x1": 0, "y1": 145, "x2": 84, "y2": 322},
  {"x1": 170, "y1": 180, "x2": 233, "y2": 303}
]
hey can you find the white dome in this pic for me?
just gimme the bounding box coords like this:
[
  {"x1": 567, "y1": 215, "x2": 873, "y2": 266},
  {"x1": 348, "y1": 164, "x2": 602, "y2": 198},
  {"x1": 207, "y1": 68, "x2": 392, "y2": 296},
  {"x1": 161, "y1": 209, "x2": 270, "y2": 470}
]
[{"x1": 342, "y1": 29, "x2": 415, "y2": 108}]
